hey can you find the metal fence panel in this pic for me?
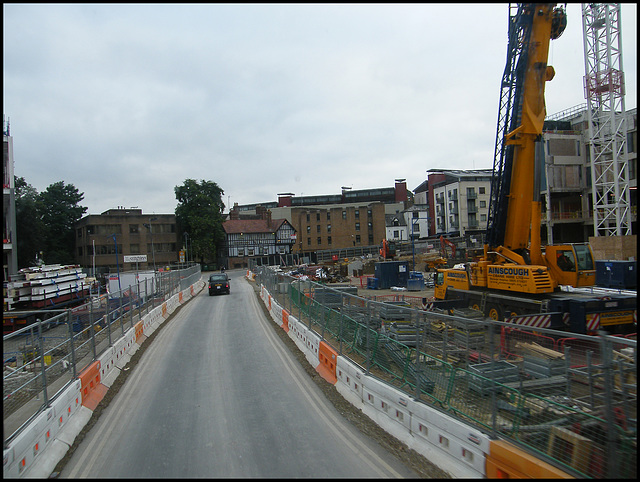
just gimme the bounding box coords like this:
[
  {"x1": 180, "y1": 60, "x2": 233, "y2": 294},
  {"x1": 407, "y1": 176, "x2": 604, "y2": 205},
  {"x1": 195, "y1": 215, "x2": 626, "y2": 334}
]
[{"x1": 254, "y1": 265, "x2": 637, "y2": 479}]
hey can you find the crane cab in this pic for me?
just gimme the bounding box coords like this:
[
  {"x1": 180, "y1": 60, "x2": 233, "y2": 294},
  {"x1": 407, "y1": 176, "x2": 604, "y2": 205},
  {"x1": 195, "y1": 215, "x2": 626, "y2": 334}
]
[{"x1": 544, "y1": 243, "x2": 596, "y2": 288}]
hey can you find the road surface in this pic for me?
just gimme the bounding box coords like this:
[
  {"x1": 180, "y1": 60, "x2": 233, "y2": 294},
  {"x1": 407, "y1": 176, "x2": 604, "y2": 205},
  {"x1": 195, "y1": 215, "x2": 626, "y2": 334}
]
[{"x1": 59, "y1": 270, "x2": 419, "y2": 478}]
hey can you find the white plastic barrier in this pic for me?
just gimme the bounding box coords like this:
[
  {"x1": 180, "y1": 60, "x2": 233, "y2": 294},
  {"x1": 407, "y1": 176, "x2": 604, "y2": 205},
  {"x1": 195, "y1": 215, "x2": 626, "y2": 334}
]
[
  {"x1": 362, "y1": 376, "x2": 412, "y2": 432},
  {"x1": 335, "y1": 355, "x2": 490, "y2": 478},
  {"x1": 335, "y1": 356, "x2": 365, "y2": 404},
  {"x1": 113, "y1": 327, "x2": 136, "y2": 369},
  {"x1": 98, "y1": 346, "x2": 118, "y2": 387},
  {"x1": 303, "y1": 329, "x2": 320, "y2": 369},
  {"x1": 3, "y1": 379, "x2": 82, "y2": 478},
  {"x1": 409, "y1": 398, "x2": 490, "y2": 477}
]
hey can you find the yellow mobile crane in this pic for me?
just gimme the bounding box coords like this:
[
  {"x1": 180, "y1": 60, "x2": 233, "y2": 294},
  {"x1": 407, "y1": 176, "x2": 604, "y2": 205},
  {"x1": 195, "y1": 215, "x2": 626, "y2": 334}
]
[{"x1": 434, "y1": 4, "x2": 636, "y2": 333}]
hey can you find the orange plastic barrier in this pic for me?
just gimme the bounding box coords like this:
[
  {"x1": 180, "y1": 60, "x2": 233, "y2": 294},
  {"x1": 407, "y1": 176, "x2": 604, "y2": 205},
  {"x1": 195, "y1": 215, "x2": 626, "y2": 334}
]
[
  {"x1": 135, "y1": 320, "x2": 145, "y2": 344},
  {"x1": 282, "y1": 309, "x2": 290, "y2": 333},
  {"x1": 316, "y1": 341, "x2": 338, "y2": 385},
  {"x1": 78, "y1": 361, "x2": 108, "y2": 411},
  {"x1": 486, "y1": 440, "x2": 574, "y2": 479},
  {"x1": 162, "y1": 302, "x2": 167, "y2": 317}
]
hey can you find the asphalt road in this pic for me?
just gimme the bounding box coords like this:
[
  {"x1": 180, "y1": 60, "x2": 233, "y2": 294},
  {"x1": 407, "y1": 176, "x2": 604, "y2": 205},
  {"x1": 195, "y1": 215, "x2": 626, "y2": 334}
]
[{"x1": 59, "y1": 270, "x2": 419, "y2": 478}]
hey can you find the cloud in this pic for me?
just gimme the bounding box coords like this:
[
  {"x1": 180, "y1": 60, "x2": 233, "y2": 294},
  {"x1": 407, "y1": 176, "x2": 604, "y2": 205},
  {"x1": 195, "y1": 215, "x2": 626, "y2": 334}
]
[{"x1": 3, "y1": 4, "x2": 636, "y2": 215}]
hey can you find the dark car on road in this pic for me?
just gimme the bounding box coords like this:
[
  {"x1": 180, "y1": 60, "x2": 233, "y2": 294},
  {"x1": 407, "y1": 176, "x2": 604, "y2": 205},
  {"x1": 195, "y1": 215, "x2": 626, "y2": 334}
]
[{"x1": 209, "y1": 273, "x2": 230, "y2": 295}]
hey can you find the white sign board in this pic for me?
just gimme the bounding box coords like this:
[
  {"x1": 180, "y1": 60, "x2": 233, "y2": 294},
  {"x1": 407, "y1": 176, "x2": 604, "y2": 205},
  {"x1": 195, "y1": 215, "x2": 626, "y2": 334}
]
[{"x1": 124, "y1": 255, "x2": 147, "y2": 263}]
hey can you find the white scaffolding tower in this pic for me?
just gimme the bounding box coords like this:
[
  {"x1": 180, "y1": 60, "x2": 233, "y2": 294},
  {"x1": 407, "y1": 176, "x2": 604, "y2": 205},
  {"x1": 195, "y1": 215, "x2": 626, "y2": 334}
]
[{"x1": 582, "y1": 3, "x2": 631, "y2": 236}]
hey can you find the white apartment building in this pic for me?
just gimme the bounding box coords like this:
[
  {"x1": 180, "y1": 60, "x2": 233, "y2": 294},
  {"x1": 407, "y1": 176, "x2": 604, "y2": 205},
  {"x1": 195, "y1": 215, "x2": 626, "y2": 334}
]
[{"x1": 431, "y1": 170, "x2": 493, "y2": 237}]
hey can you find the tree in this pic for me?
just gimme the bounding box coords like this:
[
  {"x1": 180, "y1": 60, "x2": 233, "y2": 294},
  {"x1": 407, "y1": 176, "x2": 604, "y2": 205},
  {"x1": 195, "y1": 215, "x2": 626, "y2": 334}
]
[
  {"x1": 14, "y1": 177, "x2": 46, "y2": 268},
  {"x1": 38, "y1": 181, "x2": 87, "y2": 264},
  {"x1": 174, "y1": 179, "x2": 225, "y2": 266}
]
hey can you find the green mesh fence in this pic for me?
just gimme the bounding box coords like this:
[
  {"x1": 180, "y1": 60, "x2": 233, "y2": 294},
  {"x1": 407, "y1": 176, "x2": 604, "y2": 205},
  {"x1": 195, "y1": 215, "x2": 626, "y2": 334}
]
[{"x1": 256, "y1": 267, "x2": 637, "y2": 479}]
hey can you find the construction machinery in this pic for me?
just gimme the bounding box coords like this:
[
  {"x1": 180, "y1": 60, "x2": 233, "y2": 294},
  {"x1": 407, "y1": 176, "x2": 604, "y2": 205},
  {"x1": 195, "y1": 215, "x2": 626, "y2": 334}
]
[
  {"x1": 379, "y1": 239, "x2": 397, "y2": 260},
  {"x1": 434, "y1": 4, "x2": 636, "y2": 334}
]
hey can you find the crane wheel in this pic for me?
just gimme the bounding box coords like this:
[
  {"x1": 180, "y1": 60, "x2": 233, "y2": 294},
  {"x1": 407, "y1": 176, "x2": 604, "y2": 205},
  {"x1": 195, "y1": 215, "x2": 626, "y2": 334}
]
[{"x1": 486, "y1": 304, "x2": 502, "y2": 321}]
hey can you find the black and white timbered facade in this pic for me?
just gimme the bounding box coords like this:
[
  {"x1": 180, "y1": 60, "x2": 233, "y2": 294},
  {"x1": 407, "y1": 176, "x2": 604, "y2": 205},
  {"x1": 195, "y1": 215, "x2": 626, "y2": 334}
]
[{"x1": 222, "y1": 213, "x2": 296, "y2": 269}]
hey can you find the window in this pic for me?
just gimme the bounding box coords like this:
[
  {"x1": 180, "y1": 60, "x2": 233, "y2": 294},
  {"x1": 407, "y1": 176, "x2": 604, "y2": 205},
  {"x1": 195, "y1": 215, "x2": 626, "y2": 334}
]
[
  {"x1": 130, "y1": 243, "x2": 140, "y2": 254},
  {"x1": 479, "y1": 187, "x2": 486, "y2": 194},
  {"x1": 480, "y1": 200, "x2": 486, "y2": 208},
  {"x1": 317, "y1": 237, "x2": 322, "y2": 245},
  {"x1": 368, "y1": 222, "x2": 372, "y2": 231},
  {"x1": 306, "y1": 213, "x2": 310, "y2": 222},
  {"x1": 355, "y1": 209, "x2": 360, "y2": 219},
  {"x1": 307, "y1": 226, "x2": 311, "y2": 234},
  {"x1": 342, "y1": 210, "x2": 347, "y2": 219},
  {"x1": 355, "y1": 235, "x2": 361, "y2": 243},
  {"x1": 129, "y1": 224, "x2": 139, "y2": 234},
  {"x1": 413, "y1": 211, "x2": 419, "y2": 219},
  {"x1": 355, "y1": 222, "x2": 360, "y2": 231},
  {"x1": 328, "y1": 236, "x2": 332, "y2": 245},
  {"x1": 307, "y1": 237, "x2": 311, "y2": 246},
  {"x1": 316, "y1": 212, "x2": 320, "y2": 221},
  {"x1": 327, "y1": 224, "x2": 331, "y2": 233},
  {"x1": 327, "y1": 212, "x2": 331, "y2": 221},
  {"x1": 316, "y1": 225, "x2": 321, "y2": 233}
]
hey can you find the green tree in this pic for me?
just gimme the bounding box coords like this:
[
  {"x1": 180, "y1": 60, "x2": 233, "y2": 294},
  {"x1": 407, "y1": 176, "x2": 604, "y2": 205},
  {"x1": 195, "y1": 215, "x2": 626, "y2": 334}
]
[
  {"x1": 14, "y1": 176, "x2": 46, "y2": 268},
  {"x1": 174, "y1": 179, "x2": 225, "y2": 265},
  {"x1": 38, "y1": 181, "x2": 87, "y2": 264}
]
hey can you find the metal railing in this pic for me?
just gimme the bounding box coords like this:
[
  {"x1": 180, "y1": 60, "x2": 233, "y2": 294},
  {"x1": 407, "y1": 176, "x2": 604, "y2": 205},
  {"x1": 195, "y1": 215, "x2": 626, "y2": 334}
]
[
  {"x1": 257, "y1": 266, "x2": 637, "y2": 479},
  {"x1": 3, "y1": 264, "x2": 201, "y2": 447}
]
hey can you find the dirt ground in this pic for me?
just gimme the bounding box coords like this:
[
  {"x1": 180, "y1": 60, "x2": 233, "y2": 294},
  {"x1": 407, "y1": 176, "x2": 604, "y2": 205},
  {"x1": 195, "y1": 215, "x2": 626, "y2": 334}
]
[{"x1": 51, "y1": 280, "x2": 450, "y2": 479}]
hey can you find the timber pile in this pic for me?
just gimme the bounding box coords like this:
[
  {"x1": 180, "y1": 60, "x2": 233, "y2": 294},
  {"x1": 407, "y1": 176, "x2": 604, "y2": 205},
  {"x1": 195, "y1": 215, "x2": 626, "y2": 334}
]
[
  {"x1": 5, "y1": 264, "x2": 93, "y2": 310},
  {"x1": 515, "y1": 341, "x2": 564, "y2": 359}
]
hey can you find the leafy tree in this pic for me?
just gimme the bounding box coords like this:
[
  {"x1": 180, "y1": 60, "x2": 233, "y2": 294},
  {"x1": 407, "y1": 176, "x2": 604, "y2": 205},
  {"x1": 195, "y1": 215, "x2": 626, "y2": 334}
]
[
  {"x1": 14, "y1": 176, "x2": 46, "y2": 268},
  {"x1": 174, "y1": 179, "x2": 225, "y2": 265},
  {"x1": 38, "y1": 181, "x2": 87, "y2": 264}
]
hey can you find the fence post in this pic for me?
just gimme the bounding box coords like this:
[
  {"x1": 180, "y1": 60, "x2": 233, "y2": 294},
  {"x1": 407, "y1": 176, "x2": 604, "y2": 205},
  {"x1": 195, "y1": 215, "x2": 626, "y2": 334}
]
[
  {"x1": 129, "y1": 284, "x2": 134, "y2": 329},
  {"x1": 119, "y1": 285, "x2": 125, "y2": 337},
  {"x1": 67, "y1": 309, "x2": 77, "y2": 379},
  {"x1": 37, "y1": 319, "x2": 49, "y2": 407},
  {"x1": 366, "y1": 300, "x2": 371, "y2": 375},
  {"x1": 598, "y1": 331, "x2": 619, "y2": 478},
  {"x1": 90, "y1": 295, "x2": 96, "y2": 360},
  {"x1": 488, "y1": 322, "x2": 498, "y2": 438}
]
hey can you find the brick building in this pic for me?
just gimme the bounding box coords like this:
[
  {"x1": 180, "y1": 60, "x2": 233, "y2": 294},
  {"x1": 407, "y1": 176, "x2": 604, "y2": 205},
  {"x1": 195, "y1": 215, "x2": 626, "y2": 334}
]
[{"x1": 75, "y1": 208, "x2": 177, "y2": 276}]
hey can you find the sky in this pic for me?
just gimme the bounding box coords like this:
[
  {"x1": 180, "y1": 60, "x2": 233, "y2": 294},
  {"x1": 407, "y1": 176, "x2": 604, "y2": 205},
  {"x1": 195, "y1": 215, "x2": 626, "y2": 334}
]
[{"x1": 3, "y1": 3, "x2": 637, "y2": 216}]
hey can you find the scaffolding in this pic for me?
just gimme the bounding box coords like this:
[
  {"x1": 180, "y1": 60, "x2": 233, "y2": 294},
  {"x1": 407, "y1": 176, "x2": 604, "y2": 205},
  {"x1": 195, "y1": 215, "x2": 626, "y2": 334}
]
[{"x1": 582, "y1": 3, "x2": 632, "y2": 237}]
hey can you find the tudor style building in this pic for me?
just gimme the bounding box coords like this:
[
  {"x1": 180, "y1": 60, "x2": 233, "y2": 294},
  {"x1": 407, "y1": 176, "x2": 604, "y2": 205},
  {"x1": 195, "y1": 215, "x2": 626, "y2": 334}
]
[{"x1": 222, "y1": 204, "x2": 296, "y2": 269}]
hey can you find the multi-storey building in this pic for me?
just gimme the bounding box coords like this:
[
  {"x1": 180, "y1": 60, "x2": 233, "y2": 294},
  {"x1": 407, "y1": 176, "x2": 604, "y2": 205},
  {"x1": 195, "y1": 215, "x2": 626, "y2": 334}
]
[
  {"x1": 429, "y1": 169, "x2": 493, "y2": 237},
  {"x1": 385, "y1": 205, "x2": 430, "y2": 243},
  {"x1": 233, "y1": 180, "x2": 409, "y2": 257},
  {"x1": 75, "y1": 208, "x2": 178, "y2": 277},
  {"x1": 3, "y1": 117, "x2": 18, "y2": 278},
  {"x1": 543, "y1": 106, "x2": 637, "y2": 243}
]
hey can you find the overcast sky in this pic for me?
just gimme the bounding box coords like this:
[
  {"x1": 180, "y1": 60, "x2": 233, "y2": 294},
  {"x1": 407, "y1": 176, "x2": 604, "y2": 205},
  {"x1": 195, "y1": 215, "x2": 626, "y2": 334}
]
[{"x1": 3, "y1": 3, "x2": 637, "y2": 216}]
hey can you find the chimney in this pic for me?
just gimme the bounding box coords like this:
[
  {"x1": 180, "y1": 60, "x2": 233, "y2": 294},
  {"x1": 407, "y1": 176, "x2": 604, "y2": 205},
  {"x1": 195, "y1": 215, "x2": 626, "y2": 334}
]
[
  {"x1": 230, "y1": 202, "x2": 240, "y2": 220},
  {"x1": 266, "y1": 209, "x2": 272, "y2": 226},
  {"x1": 395, "y1": 178, "x2": 407, "y2": 202}
]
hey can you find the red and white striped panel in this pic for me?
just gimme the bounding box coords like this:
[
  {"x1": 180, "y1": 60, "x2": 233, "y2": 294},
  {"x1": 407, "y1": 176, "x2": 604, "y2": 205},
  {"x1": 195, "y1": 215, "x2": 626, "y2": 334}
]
[
  {"x1": 506, "y1": 314, "x2": 551, "y2": 328},
  {"x1": 586, "y1": 313, "x2": 600, "y2": 332}
]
